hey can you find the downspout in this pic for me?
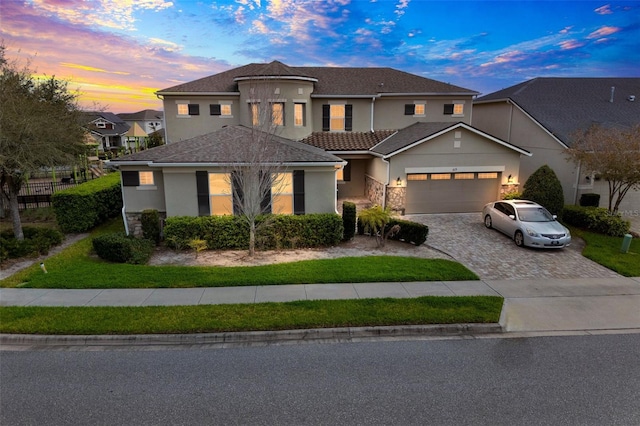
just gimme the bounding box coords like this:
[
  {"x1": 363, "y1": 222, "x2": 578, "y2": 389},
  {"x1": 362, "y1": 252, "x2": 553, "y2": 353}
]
[
  {"x1": 119, "y1": 175, "x2": 130, "y2": 236},
  {"x1": 370, "y1": 96, "x2": 376, "y2": 132}
]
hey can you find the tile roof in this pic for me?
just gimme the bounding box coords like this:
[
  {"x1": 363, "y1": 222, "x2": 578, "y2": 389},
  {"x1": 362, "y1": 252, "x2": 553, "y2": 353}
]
[
  {"x1": 475, "y1": 77, "x2": 640, "y2": 146},
  {"x1": 157, "y1": 61, "x2": 477, "y2": 96},
  {"x1": 301, "y1": 130, "x2": 397, "y2": 151},
  {"x1": 110, "y1": 125, "x2": 344, "y2": 165}
]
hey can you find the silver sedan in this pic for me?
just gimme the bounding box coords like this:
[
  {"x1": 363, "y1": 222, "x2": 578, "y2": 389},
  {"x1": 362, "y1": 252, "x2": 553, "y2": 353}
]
[{"x1": 482, "y1": 200, "x2": 571, "y2": 248}]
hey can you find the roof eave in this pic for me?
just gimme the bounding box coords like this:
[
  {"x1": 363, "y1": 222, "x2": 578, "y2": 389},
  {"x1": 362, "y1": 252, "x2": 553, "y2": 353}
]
[
  {"x1": 379, "y1": 92, "x2": 479, "y2": 97},
  {"x1": 155, "y1": 91, "x2": 240, "y2": 96}
]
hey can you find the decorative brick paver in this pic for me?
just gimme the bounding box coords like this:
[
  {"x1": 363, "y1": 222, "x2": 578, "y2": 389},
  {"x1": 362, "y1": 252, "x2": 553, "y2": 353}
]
[{"x1": 407, "y1": 213, "x2": 622, "y2": 280}]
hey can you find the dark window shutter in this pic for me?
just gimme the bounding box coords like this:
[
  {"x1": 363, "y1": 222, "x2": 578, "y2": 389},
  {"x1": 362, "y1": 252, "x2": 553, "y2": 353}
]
[
  {"x1": 322, "y1": 104, "x2": 330, "y2": 131},
  {"x1": 188, "y1": 104, "x2": 200, "y2": 116},
  {"x1": 293, "y1": 170, "x2": 305, "y2": 215},
  {"x1": 210, "y1": 104, "x2": 221, "y2": 116},
  {"x1": 261, "y1": 188, "x2": 272, "y2": 214},
  {"x1": 196, "y1": 171, "x2": 210, "y2": 216},
  {"x1": 344, "y1": 104, "x2": 353, "y2": 131},
  {"x1": 121, "y1": 171, "x2": 139, "y2": 186},
  {"x1": 404, "y1": 104, "x2": 415, "y2": 115},
  {"x1": 343, "y1": 161, "x2": 351, "y2": 182},
  {"x1": 443, "y1": 104, "x2": 454, "y2": 115}
]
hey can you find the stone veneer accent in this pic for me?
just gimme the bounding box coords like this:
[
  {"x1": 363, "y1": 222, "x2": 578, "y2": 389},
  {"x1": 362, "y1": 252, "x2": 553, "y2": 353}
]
[
  {"x1": 365, "y1": 175, "x2": 385, "y2": 206},
  {"x1": 386, "y1": 186, "x2": 406, "y2": 215},
  {"x1": 500, "y1": 184, "x2": 520, "y2": 198},
  {"x1": 125, "y1": 211, "x2": 167, "y2": 238}
]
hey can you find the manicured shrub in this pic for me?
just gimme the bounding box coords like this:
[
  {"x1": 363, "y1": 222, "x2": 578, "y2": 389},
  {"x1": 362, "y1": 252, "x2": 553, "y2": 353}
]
[
  {"x1": 0, "y1": 227, "x2": 65, "y2": 261},
  {"x1": 357, "y1": 217, "x2": 428, "y2": 246},
  {"x1": 342, "y1": 201, "x2": 356, "y2": 241},
  {"x1": 563, "y1": 205, "x2": 630, "y2": 237},
  {"x1": 522, "y1": 165, "x2": 564, "y2": 216},
  {"x1": 164, "y1": 214, "x2": 343, "y2": 251},
  {"x1": 503, "y1": 191, "x2": 522, "y2": 200},
  {"x1": 92, "y1": 232, "x2": 155, "y2": 264},
  {"x1": 579, "y1": 193, "x2": 600, "y2": 207},
  {"x1": 53, "y1": 173, "x2": 122, "y2": 233},
  {"x1": 141, "y1": 209, "x2": 161, "y2": 245}
]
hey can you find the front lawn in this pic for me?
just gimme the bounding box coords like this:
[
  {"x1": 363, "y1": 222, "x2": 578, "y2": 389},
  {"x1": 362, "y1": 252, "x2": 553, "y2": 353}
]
[
  {"x1": 573, "y1": 228, "x2": 640, "y2": 277},
  {"x1": 1, "y1": 220, "x2": 478, "y2": 289},
  {"x1": 0, "y1": 296, "x2": 503, "y2": 334}
]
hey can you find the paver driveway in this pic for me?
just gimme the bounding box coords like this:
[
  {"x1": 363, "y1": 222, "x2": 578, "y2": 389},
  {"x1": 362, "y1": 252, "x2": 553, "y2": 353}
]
[{"x1": 407, "y1": 213, "x2": 622, "y2": 280}]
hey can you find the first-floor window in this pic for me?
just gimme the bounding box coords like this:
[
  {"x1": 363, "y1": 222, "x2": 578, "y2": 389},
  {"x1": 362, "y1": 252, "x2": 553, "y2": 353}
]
[
  {"x1": 139, "y1": 171, "x2": 154, "y2": 185},
  {"x1": 271, "y1": 173, "x2": 293, "y2": 214},
  {"x1": 209, "y1": 173, "x2": 232, "y2": 215}
]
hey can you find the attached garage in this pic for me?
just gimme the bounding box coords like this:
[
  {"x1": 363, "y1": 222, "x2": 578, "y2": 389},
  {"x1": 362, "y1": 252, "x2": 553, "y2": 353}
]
[{"x1": 405, "y1": 171, "x2": 501, "y2": 213}]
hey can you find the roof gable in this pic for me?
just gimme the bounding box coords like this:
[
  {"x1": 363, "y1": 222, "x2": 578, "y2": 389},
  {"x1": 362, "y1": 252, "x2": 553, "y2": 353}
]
[
  {"x1": 371, "y1": 122, "x2": 531, "y2": 157},
  {"x1": 476, "y1": 78, "x2": 640, "y2": 145}
]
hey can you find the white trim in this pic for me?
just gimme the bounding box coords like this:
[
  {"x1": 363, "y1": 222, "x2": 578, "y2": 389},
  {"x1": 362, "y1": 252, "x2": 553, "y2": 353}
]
[
  {"x1": 292, "y1": 99, "x2": 308, "y2": 103},
  {"x1": 405, "y1": 166, "x2": 506, "y2": 174}
]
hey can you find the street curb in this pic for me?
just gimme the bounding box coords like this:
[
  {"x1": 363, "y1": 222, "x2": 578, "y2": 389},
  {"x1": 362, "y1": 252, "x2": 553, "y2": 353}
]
[{"x1": 0, "y1": 323, "x2": 503, "y2": 347}]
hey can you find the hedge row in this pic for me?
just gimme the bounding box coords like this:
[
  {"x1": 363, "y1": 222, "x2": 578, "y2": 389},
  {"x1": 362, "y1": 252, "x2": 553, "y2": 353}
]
[
  {"x1": 357, "y1": 218, "x2": 429, "y2": 246},
  {"x1": 164, "y1": 214, "x2": 343, "y2": 250},
  {"x1": 92, "y1": 232, "x2": 155, "y2": 264},
  {"x1": 562, "y1": 205, "x2": 630, "y2": 237},
  {"x1": 52, "y1": 173, "x2": 122, "y2": 233},
  {"x1": 0, "y1": 227, "x2": 64, "y2": 262}
]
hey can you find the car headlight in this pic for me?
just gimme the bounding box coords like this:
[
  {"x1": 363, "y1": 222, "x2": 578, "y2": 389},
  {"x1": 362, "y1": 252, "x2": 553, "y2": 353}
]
[{"x1": 526, "y1": 228, "x2": 538, "y2": 237}]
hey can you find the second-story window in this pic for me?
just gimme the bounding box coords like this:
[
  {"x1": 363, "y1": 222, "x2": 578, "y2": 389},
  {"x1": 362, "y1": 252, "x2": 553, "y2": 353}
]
[
  {"x1": 271, "y1": 102, "x2": 284, "y2": 126},
  {"x1": 294, "y1": 103, "x2": 305, "y2": 127},
  {"x1": 322, "y1": 104, "x2": 353, "y2": 131},
  {"x1": 210, "y1": 103, "x2": 232, "y2": 117},
  {"x1": 444, "y1": 103, "x2": 464, "y2": 116},
  {"x1": 250, "y1": 102, "x2": 260, "y2": 126},
  {"x1": 404, "y1": 103, "x2": 425, "y2": 116}
]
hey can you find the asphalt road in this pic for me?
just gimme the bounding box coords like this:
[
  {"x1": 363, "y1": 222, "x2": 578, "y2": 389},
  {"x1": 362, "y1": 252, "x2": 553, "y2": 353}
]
[{"x1": 2, "y1": 334, "x2": 639, "y2": 425}]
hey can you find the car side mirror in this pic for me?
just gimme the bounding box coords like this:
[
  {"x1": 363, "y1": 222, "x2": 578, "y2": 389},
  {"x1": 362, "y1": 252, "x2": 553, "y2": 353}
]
[
  {"x1": 509, "y1": 215, "x2": 516, "y2": 220},
  {"x1": 552, "y1": 215, "x2": 557, "y2": 220}
]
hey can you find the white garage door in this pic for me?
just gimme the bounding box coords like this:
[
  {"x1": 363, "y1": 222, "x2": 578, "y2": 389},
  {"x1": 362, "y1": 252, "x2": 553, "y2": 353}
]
[{"x1": 405, "y1": 172, "x2": 500, "y2": 214}]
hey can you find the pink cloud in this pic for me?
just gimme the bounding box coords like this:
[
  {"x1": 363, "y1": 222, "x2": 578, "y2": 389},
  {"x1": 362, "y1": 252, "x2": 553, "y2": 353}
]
[
  {"x1": 559, "y1": 39, "x2": 585, "y2": 50},
  {"x1": 587, "y1": 26, "x2": 621, "y2": 39},
  {"x1": 594, "y1": 4, "x2": 613, "y2": 15}
]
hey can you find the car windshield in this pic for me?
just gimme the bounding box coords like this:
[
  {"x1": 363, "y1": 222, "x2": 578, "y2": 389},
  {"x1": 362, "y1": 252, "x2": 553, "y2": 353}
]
[{"x1": 516, "y1": 207, "x2": 554, "y2": 222}]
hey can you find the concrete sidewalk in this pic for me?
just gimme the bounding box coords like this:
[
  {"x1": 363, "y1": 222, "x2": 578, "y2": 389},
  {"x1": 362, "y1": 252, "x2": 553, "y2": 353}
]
[{"x1": 2, "y1": 277, "x2": 640, "y2": 333}]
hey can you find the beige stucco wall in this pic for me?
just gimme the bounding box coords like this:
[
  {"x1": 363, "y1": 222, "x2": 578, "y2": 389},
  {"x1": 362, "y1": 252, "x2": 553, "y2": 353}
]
[
  {"x1": 337, "y1": 159, "x2": 367, "y2": 198},
  {"x1": 473, "y1": 102, "x2": 580, "y2": 205},
  {"x1": 120, "y1": 167, "x2": 167, "y2": 213},
  {"x1": 162, "y1": 169, "x2": 200, "y2": 217},
  {"x1": 388, "y1": 128, "x2": 522, "y2": 188},
  {"x1": 374, "y1": 96, "x2": 474, "y2": 130},
  {"x1": 577, "y1": 180, "x2": 640, "y2": 214},
  {"x1": 163, "y1": 96, "x2": 241, "y2": 143},
  {"x1": 302, "y1": 167, "x2": 339, "y2": 213}
]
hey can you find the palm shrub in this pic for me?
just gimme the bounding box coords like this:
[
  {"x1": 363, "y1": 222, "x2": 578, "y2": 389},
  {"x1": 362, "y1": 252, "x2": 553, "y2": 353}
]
[
  {"x1": 358, "y1": 205, "x2": 393, "y2": 247},
  {"x1": 522, "y1": 165, "x2": 565, "y2": 216}
]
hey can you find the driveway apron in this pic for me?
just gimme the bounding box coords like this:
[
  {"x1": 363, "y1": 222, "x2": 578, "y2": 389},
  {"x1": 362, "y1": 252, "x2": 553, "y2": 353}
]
[{"x1": 407, "y1": 213, "x2": 622, "y2": 280}]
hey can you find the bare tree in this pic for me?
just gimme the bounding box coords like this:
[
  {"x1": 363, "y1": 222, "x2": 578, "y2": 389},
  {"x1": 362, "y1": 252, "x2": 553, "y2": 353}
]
[
  {"x1": 221, "y1": 81, "x2": 289, "y2": 256},
  {"x1": 0, "y1": 46, "x2": 86, "y2": 239},
  {"x1": 568, "y1": 124, "x2": 640, "y2": 213}
]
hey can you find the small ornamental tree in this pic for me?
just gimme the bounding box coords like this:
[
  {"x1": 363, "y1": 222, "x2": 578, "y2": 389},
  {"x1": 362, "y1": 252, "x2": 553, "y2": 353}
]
[{"x1": 522, "y1": 165, "x2": 565, "y2": 216}]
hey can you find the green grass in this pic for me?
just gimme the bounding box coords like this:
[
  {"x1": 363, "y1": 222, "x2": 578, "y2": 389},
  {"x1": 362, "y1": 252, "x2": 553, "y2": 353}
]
[
  {"x1": 1, "y1": 219, "x2": 479, "y2": 289},
  {"x1": 0, "y1": 296, "x2": 503, "y2": 334},
  {"x1": 572, "y1": 227, "x2": 640, "y2": 277}
]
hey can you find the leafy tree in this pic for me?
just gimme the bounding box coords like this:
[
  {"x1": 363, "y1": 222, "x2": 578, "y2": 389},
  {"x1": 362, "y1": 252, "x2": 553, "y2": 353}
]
[
  {"x1": 146, "y1": 130, "x2": 164, "y2": 148},
  {"x1": 521, "y1": 165, "x2": 565, "y2": 215},
  {"x1": 568, "y1": 124, "x2": 640, "y2": 213},
  {"x1": 0, "y1": 46, "x2": 86, "y2": 239}
]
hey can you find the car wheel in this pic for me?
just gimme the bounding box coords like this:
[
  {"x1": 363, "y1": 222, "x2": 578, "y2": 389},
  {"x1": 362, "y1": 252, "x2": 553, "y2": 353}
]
[
  {"x1": 514, "y1": 230, "x2": 524, "y2": 247},
  {"x1": 484, "y1": 215, "x2": 492, "y2": 229}
]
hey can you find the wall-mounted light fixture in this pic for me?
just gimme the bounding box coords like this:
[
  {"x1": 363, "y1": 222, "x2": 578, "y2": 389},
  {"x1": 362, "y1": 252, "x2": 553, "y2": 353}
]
[
  {"x1": 507, "y1": 174, "x2": 513, "y2": 183},
  {"x1": 396, "y1": 177, "x2": 402, "y2": 186}
]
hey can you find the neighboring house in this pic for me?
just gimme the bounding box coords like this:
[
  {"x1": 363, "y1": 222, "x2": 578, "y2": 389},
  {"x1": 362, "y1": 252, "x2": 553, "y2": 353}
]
[
  {"x1": 111, "y1": 61, "x2": 532, "y2": 232},
  {"x1": 473, "y1": 78, "x2": 640, "y2": 211},
  {"x1": 117, "y1": 109, "x2": 164, "y2": 135},
  {"x1": 83, "y1": 112, "x2": 130, "y2": 152}
]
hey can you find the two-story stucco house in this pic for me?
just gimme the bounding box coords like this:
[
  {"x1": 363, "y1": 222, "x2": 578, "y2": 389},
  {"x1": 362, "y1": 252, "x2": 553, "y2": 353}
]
[
  {"x1": 111, "y1": 61, "x2": 531, "y2": 233},
  {"x1": 473, "y1": 77, "x2": 640, "y2": 212}
]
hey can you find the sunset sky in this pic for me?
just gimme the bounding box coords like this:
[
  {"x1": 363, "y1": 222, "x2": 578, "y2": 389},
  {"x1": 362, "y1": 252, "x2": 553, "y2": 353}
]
[{"x1": 2, "y1": 0, "x2": 639, "y2": 113}]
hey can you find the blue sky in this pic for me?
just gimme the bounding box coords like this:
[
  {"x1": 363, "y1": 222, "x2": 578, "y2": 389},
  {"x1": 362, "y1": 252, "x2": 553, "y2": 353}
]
[{"x1": 1, "y1": 0, "x2": 639, "y2": 112}]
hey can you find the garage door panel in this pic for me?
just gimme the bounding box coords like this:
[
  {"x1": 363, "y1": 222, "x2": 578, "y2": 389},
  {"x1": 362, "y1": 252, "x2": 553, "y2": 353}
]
[{"x1": 405, "y1": 173, "x2": 500, "y2": 214}]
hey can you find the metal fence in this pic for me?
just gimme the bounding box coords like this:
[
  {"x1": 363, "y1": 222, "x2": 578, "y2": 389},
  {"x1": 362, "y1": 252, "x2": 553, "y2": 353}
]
[{"x1": 5, "y1": 181, "x2": 80, "y2": 211}]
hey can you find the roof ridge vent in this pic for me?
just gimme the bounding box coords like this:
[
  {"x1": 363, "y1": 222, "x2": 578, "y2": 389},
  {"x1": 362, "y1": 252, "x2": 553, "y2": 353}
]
[
  {"x1": 610, "y1": 86, "x2": 615, "y2": 103},
  {"x1": 628, "y1": 95, "x2": 636, "y2": 102}
]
